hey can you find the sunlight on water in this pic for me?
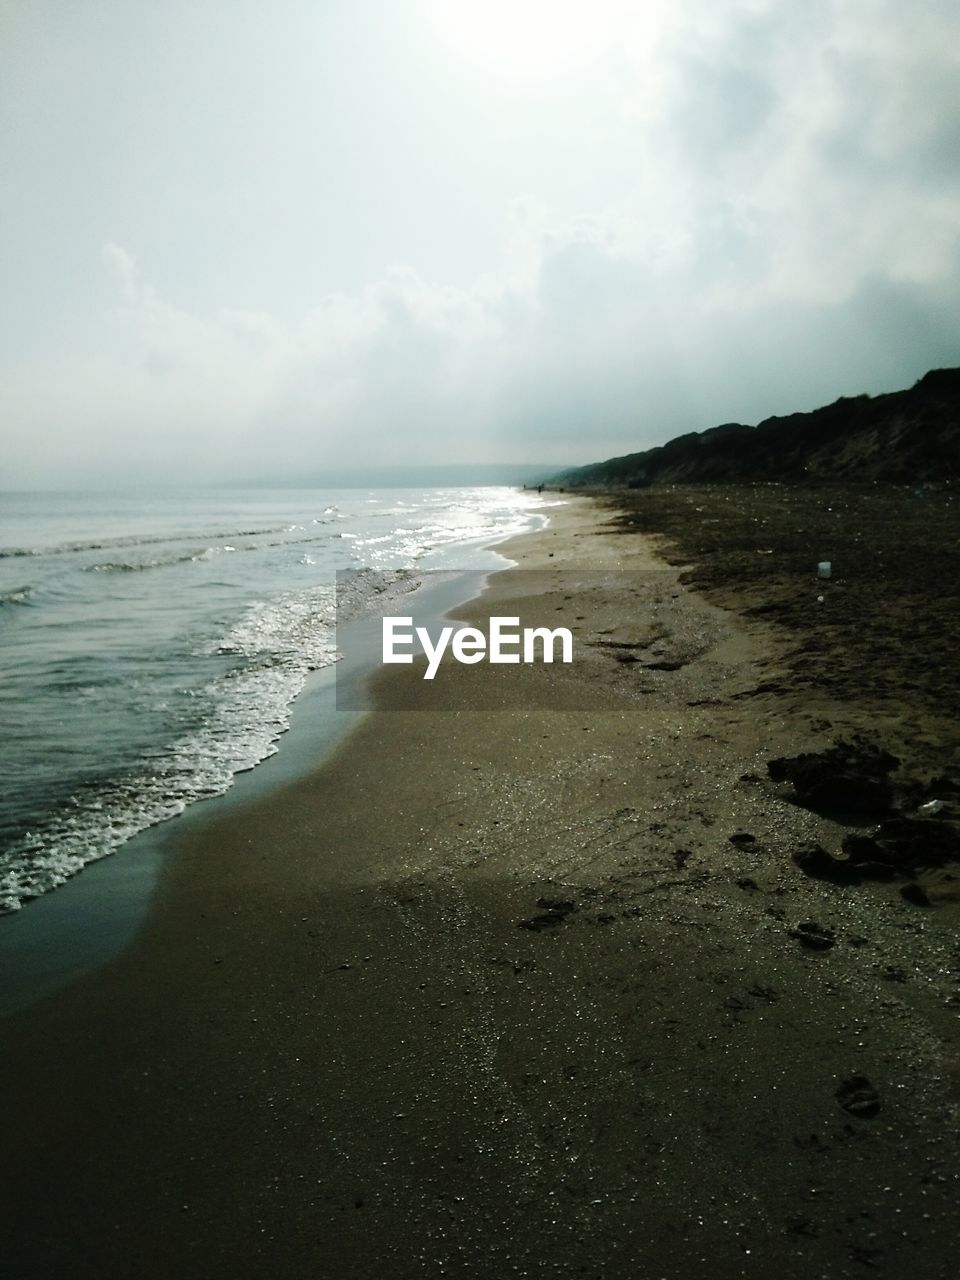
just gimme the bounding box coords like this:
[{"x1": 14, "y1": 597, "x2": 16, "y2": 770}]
[{"x1": 0, "y1": 486, "x2": 547, "y2": 911}]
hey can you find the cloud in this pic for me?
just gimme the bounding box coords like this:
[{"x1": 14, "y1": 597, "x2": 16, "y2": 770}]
[
  {"x1": 2, "y1": 0, "x2": 959, "y2": 485},
  {"x1": 610, "y1": 0, "x2": 960, "y2": 302},
  {"x1": 5, "y1": 208, "x2": 959, "y2": 488},
  {"x1": 102, "y1": 243, "x2": 140, "y2": 303}
]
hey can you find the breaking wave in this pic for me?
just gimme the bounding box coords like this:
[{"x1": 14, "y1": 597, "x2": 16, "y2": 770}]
[
  {"x1": 0, "y1": 586, "x2": 338, "y2": 912},
  {"x1": 0, "y1": 585, "x2": 33, "y2": 606}
]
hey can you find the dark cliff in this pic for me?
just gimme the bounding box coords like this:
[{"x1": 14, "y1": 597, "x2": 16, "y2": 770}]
[{"x1": 554, "y1": 368, "x2": 960, "y2": 487}]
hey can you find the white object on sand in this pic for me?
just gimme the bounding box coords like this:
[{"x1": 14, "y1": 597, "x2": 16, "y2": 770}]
[{"x1": 918, "y1": 799, "x2": 944, "y2": 816}]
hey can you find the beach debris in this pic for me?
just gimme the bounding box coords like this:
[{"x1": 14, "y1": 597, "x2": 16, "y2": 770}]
[
  {"x1": 900, "y1": 882, "x2": 932, "y2": 907},
  {"x1": 792, "y1": 842, "x2": 862, "y2": 884},
  {"x1": 518, "y1": 898, "x2": 577, "y2": 931},
  {"x1": 768, "y1": 740, "x2": 899, "y2": 816},
  {"x1": 835, "y1": 1074, "x2": 881, "y2": 1118},
  {"x1": 788, "y1": 920, "x2": 836, "y2": 950},
  {"x1": 729, "y1": 831, "x2": 757, "y2": 847},
  {"x1": 918, "y1": 799, "x2": 944, "y2": 816},
  {"x1": 843, "y1": 815, "x2": 960, "y2": 874},
  {"x1": 817, "y1": 561, "x2": 832, "y2": 578},
  {"x1": 733, "y1": 679, "x2": 789, "y2": 699},
  {"x1": 794, "y1": 810, "x2": 960, "y2": 897},
  {"x1": 537, "y1": 896, "x2": 577, "y2": 913},
  {"x1": 518, "y1": 914, "x2": 562, "y2": 931}
]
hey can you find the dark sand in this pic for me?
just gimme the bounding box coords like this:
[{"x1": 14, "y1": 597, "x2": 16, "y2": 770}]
[{"x1": 1, "y1": 492, "x2": 958, "y2": 1279}]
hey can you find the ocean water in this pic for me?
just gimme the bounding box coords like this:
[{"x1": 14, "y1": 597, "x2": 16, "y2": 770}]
[{"x1": 0, "y1": 486, "x2": 546, "y2": 913}]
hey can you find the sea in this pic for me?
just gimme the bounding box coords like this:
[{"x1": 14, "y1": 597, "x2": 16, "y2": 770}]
[{"x1": 0, "y1": 486, "x2": 548, "y2": 916}]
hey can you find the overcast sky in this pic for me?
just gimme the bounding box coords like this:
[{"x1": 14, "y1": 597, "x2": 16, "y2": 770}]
[{"x1": 2, "y1": 0, "x2": 959, "y2": 486}]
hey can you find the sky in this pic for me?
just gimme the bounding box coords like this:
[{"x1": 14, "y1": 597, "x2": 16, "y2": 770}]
[{"x1": 2, "y1": 0, "x2": 959, "y2": 487}]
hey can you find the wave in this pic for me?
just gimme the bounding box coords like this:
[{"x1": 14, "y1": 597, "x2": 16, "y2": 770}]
[
  {"x1": 206, "y1": 584, "x2": 337, "y2": 669},
  {"x1": 81, "y1": 533, "x2": 333, "y2": 573},
  {"x1": 335, "y1": 567, "x2": 421, "y2": 625},
  {"x1": 0, "y1": 585, "x2": 339, "y2": 913},
  {"x1": 85, "y1": 557, "x2": 194, "y2": 573},
  {"x1": 84, "y1": 546, "x2": 245, "y2": 572},
  {"x1": 0, "y1": 524, "x2": 300, "y2": 560},
  {"x1": 0, "y1": 585, "x2": 32, "y2": 606},
  {"x1": 0, "y1": 489, "x2": 546, "y2": 913}
]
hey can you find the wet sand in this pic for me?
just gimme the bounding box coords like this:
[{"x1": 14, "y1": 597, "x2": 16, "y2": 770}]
[{"x1": 1, "y1": 494, "x2": 957, "y2": 1279}]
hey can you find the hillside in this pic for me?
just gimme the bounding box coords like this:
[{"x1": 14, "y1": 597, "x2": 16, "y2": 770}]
[{"x1": 553, "y1": 367, "x2": 960, "y2": 487}]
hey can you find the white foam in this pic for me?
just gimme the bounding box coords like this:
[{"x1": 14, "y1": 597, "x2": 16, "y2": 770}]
[
  {"x1": 0, "y1": 487, "x2": 549, "y2": 913},
  {"x1": 0, "y1": 586, "x2": 339, "y2": 913}
]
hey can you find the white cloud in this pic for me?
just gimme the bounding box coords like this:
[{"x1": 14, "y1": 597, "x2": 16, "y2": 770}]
[
  {"x1": 101, "y1": 243, "x2": 140, "y2": 303},
  {"x1": 2, "y1": 0, "x2": 959, "y2": 484}
]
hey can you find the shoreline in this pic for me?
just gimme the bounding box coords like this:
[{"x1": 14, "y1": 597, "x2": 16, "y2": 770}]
[
  {"x1": 2, "y1": 493, "x2": 957, "y2": 1279},
  {"x1": 0, "y1": 520, "x2": 539, "y2": 1017}
]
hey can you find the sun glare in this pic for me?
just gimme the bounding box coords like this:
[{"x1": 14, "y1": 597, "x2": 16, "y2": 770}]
[{"x1": 427, "y1": 0, "x2": 634, "y2": 81}]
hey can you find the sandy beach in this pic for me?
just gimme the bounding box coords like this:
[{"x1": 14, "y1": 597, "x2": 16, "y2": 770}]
[{"x1": 2, "y1": 492, "x2": 957, "y2": 1279}]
